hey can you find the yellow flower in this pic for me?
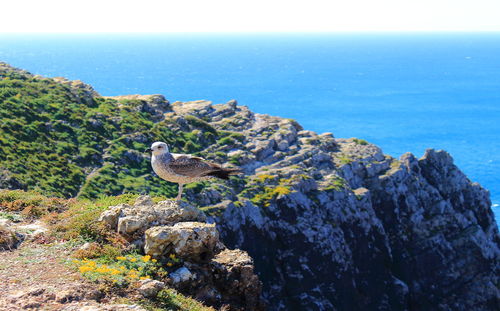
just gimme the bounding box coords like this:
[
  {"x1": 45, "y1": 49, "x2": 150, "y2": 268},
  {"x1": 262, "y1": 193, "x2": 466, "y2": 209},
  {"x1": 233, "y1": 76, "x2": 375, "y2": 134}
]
[
  {"x1": 96, "y1": 267, "x2": 107, "y2": 274},
  {"x1": 166, "y1": 262, "x2": 173, "y2": 267},
  {"x1": 84, "y1": 261, "x2": 96, "y2": 267},
  {"x1": 110, "y1": 269, "x2": 121, "y2": 275},
  {"x1": 152, "y1": 259, "x2": 157, "y2": 263},
  {"x1": 130, "y1": 258, "x2": 137, "y2": 262},
  {"x1": 142, "y1": 255, "x2": 151, "y2": 262},
  {"x1": 79, "y1": 266, "x2": 94, "y2": 273},
  {"x1": 72, "y1": 259, "x2": 80, "y2": 264},
  {"x1": 169, "y1": 254, "x2": 176, "y2": 259},
  {"x1": 128, "y1": 274, "x2": 138, "y2": 279},
  {"x1": 116, "y1": 256, "x2": 127, "y2": 261},
  {"x1": 140, "y1": 276, "x2": 149, "y2": 280},
  {"x1": 119, "y1": 266, "x2": 126, "y2": 271}
]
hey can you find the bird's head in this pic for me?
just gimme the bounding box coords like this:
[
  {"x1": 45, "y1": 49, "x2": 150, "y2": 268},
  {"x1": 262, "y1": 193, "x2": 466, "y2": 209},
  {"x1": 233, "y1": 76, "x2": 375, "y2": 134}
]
[{"x1": 146, "y1": 141, "x2": 169, "y2": 156}]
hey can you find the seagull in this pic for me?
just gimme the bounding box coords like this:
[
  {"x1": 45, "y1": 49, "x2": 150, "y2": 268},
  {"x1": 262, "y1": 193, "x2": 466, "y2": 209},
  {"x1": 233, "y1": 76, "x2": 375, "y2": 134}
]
[{"x1": 146, "y1": 141, "x2": 241, "y2": 200}]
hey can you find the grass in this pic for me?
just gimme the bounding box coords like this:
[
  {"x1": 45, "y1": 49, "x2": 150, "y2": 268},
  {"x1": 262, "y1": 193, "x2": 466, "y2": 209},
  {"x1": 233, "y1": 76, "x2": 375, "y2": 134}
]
[
  {"x1": 0, "y1": 67, "x2": 220, "y2": 199},
  {"x1": 352, "y1": 138, "x2": 369, "y2": 145},
  {"x1": 184, "y1": 115, "x2": 217, "y2": 134},
  {"x1": 216, "y1": 136, "x2": 235, "y2": 146},
  {"x1": 324, "y1": 176, "x2": 347, "y2": 191},
  {"x1": 144, "y1": 288, "x2": 215, "y2": 311},
  {"x1": 200, "y1": 205, "x2": 226, "y2": 217},
  {"x1": 255, "y1": 174, "x2": 275, "y2": 183},
  {"x1": 250, "y1": 185, "x2": 292, "y2": 207},
  {"x1": 338, "y1": 155, "x2": 353, "y2": 165}
]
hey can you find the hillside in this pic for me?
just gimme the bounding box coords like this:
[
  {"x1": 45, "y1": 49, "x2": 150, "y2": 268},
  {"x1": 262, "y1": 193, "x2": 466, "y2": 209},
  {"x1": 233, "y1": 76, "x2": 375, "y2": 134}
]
[{"x1": 1, "y1": 63, "x2": 499, "y2": 310}]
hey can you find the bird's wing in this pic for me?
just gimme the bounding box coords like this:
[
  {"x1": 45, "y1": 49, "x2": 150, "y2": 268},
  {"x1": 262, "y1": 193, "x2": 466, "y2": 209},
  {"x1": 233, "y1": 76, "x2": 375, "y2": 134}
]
[
  {"x1": 171, "y1": 153, "x2": 205, "y2": 163},
  {"x1": 169, "y1": 154, "x2": 219, "y2": 177}
]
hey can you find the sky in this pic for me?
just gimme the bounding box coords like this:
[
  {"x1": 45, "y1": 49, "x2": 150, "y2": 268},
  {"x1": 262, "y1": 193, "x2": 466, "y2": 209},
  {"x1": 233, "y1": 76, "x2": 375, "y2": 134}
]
[{"x1": 1, "y1": 0, "x2": 500, "y2": 33}]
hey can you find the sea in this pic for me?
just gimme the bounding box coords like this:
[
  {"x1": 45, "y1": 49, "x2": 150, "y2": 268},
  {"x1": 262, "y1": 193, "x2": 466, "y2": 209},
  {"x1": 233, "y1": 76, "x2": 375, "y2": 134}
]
[{"x1": 0, "y1": 33, "x2": 499, "y2": 225}]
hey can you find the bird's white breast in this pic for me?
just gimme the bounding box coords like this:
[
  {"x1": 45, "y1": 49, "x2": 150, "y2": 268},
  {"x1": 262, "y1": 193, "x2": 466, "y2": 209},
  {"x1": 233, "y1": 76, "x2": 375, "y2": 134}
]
[{"x1": 151, "y1": 154, "x2": 173, "y2": 180}]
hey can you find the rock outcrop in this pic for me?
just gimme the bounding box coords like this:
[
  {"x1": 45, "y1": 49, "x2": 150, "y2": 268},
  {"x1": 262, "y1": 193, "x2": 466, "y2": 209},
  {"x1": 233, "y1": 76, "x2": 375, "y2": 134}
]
[
  {"x1": 100, "y1": 196, "x2": 264, "y2": 311},
  {"x1": 165, "y1": 100, "x2": 499, "y2": 311}
]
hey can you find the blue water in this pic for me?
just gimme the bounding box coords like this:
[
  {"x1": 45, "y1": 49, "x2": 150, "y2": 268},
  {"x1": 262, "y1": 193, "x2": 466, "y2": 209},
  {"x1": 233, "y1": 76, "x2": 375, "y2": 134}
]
[{"x1": 1, "y1": 33, "x2": 499, "y2": 224}]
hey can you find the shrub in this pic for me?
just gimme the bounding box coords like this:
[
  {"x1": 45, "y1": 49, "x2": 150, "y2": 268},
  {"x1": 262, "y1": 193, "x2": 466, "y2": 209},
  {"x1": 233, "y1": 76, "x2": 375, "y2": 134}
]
[
  {"x1": 324, "y1": 176, "x2": 347, "y2": 191},
  {"x1": 352, "y1": 138, "x2": 368, "y2": 145},
  {"x1": 72, "y1": 254, "x2": 165, "y2": 286},
  {"x1": 217, "y1": 136, "x2": 235, "y2": 146},
  {"x1": 338, "y1": 155, "x2": 353, "y2": 165},
  {"x1": 184, "y1": 115, "x2": 217, "y2": 134},
  {"x1": 0, "y1": 190, "x2": 71, "y2": 218}
]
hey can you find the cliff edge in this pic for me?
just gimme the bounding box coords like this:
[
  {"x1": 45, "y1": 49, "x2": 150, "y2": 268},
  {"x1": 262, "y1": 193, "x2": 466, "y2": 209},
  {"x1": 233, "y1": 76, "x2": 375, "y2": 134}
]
[{"x1": 0, "y1": 63, "x2": 499, "y2": 310}]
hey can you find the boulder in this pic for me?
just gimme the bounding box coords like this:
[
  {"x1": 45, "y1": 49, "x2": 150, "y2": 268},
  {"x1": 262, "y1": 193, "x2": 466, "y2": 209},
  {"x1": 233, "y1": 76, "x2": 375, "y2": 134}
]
[
  {"x1": 144, "y1": 222, "x2": 218, "y2": 261},
  {"x1": 169, "y1": 267, "x2": 194, "y2": 284},
  {"x1": 98, "y1": 204, "x2": 126, "y2": 229},
  {"x1": 99, "y1": 196, "x2": 206, "y2": 235},
  {"x1": 117, "y1": 216, "x2": 144, "y2": 235},
  {"x1": 137, "y1": 279, "x2": 165, "y2": 298}
]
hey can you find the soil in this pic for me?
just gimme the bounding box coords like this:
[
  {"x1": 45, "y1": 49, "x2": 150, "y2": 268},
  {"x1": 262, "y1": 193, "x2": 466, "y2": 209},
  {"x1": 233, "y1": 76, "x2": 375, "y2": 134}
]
[{"x1": 0, "y1": 223, "x2": 145, "y2": 311}]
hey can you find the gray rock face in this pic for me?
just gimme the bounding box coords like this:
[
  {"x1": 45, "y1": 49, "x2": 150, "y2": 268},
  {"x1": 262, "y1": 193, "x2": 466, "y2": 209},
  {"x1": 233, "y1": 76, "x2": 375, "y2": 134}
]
[
  {"x1": 155, "y1": 98, "x2": 499, "y2": 310},
  {"x1": 215, "y1": 145, "x2": 500, "y2": 310}
]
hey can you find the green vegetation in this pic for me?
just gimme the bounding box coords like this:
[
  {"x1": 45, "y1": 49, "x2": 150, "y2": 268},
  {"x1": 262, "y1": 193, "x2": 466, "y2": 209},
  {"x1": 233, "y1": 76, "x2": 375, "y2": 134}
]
[
  {"x1": 185, "y1": 181, "x2": 210, "y2": 193},
  {"x1": 149, "y1": 288, "x2": 214, "y2": 311},
  {"x1": 199, "y1": 205, "x2": 226, "y2": 217},
  {"x1": 352, "y1": 138, "x2": 368, "y2": 145},
  {"x1": 338, "y1": 155, "x2": 353, "y2": 165},
  {"x1": 390, "y1": 159, "x2": 401, "y2": 170},
  {"x1": 184, "y1": 115, "x2": 217, "y2": 134},
  {"x1": 255, "y1": 174, "x2": 275, "y2": 183},
  {"x1": 250, "y1": 185, "x2": 291, "y2": 207},
  {"x1": 0, "y1": 189, "x2": 70, "y2": 218},
  {"x1": 228, "y1": 154, "x2": 241, "y2": 165},
  {"x1": 0, "y1": 68, "x2": 231, "y2": 199},
  {"x1": 237, "y1": 174, "x2": 304, "y2": 208},
  {"x1": 323, "y1": 176, "x2": 347, "y2": 191},
  {"x1": 216, "y1": 136, "x2": 235, "y2": 146},
  {"x1": 72, "y1": 254, "x2": 165, "y2": 286}
]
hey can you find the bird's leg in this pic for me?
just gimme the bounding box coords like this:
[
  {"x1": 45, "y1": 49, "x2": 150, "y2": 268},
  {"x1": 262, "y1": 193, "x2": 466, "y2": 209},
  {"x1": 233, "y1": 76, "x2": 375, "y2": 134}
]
[{"x1": 176, "y1": 184, "x2": 184, "y2": 201}]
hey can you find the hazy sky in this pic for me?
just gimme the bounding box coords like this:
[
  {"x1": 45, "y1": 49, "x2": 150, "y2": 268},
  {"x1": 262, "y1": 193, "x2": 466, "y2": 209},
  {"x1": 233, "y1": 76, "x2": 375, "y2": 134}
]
[{"x1": 2, "y1": 0, "x2": 500, "y2": 33}]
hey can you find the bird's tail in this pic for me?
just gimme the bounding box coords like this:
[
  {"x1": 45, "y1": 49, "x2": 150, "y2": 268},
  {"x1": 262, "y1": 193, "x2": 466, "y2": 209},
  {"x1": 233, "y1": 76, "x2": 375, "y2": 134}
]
[{"x1": 205, "y1": 167, "x2": 242, "y2": 180}]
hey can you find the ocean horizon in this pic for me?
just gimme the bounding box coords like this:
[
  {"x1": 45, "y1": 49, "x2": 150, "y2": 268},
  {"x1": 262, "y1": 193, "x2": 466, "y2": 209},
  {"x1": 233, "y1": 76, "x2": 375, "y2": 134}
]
[{"x1": 1, "y1": 33, "x2": 498, "y2": 223}]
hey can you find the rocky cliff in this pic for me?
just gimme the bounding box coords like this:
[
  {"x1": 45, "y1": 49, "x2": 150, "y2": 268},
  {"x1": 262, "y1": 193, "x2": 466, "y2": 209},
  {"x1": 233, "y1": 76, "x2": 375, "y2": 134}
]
[
  {"x1": 170, "y1": 100, "x2": 500, "y2": 311},
  {"x1": 1, "y1": 63, "x2": 499, "y2": 310}
]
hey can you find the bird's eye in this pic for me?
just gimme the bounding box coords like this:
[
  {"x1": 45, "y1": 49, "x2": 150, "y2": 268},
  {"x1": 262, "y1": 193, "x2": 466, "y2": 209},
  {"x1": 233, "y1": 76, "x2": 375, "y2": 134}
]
[{"x1": 158, "y1": 146, "x2": 162, "y2": 149}]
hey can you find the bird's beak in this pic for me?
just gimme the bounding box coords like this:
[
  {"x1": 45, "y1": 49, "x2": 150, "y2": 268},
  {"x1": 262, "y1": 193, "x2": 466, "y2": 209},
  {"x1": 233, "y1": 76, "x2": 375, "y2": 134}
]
[{"x1": 145, "y1": 148, "x2": 152, "y2": 153}]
